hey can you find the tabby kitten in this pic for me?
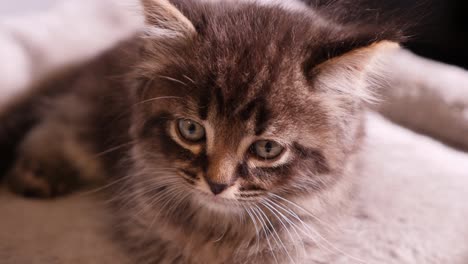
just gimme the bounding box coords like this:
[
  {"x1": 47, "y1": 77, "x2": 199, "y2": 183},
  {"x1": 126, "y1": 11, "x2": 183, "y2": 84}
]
[{"x1": 2, "y1": 0, "x2": 402, "y2": 263}]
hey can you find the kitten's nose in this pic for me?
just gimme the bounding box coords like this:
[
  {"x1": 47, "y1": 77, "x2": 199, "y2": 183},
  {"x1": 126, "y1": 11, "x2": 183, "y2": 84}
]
[{"x1": 207, "y1": 181, "x2": 228, "y2": 195}]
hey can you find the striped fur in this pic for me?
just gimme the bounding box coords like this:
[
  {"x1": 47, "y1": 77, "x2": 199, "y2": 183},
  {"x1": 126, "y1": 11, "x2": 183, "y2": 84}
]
[{"x1": 2, "y1": 0, "x2": 403, "y2": 263}]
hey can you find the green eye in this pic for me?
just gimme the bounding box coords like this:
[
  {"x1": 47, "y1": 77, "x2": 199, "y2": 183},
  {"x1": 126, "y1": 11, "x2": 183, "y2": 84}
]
[
  {"x1": 252, "y1": 140, "x2": 284, "y2": 160},
  {"x1": 177, "y1": 119, "x2": 205, "y2": 142}
]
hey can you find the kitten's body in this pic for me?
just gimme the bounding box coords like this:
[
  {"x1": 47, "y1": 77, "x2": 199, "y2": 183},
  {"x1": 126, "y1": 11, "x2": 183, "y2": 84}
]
[{"x1": 1, "y1": 0, "x2": 406, "y2": 263}]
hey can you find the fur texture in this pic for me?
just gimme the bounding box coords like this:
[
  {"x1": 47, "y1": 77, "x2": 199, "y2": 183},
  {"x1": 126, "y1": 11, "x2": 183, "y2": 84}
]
[{"x1": 1, "y1": 0, "x2": 405, "y2": 263}]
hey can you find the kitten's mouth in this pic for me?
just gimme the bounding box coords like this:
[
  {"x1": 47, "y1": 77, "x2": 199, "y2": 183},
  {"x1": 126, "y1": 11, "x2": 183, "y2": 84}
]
[
  {"x1": 192, "y1": 189, "x2": 246, "y2": 211},
  {"x1": 196, "y1": 190, "x2": 232, "y2": 203}
]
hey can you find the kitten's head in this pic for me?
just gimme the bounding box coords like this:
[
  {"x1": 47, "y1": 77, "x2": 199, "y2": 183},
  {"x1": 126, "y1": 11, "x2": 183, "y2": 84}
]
[{"x1": 127, "y1": 0, "x2": 400, "y2": 212}]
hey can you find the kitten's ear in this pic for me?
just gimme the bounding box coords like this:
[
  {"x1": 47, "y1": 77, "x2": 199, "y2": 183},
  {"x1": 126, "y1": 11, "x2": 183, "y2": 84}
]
[
  {"x1": 141, "y1": 0, "x2": 196, "y2": 42},
  {"x1": 306, "y1": 30, "x2": 401, "y2": 102}
]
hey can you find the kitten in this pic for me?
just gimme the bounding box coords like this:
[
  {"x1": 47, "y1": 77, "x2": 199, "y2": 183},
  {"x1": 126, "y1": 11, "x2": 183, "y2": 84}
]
[{"x1": 1, "y1": 0, "x2": 402, "y2": 263}]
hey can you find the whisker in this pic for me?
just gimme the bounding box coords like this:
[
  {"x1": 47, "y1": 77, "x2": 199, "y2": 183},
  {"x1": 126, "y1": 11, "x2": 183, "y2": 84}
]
[
  {"x1": 268, "y1": 197, "x2": 338, "y2": 256},
  {"x1": 255, "y1": 204, "x2": 295, "y2": 264},
  {"x1": 243, "y1": 206, "x2": 261, "y2": 254},
  {"x1": 182, "y1": 74, "x2": 196, "y2": 85},
  {"x1": 270, "y1": 193, "x2": 367, "y2": 263},
  {"x1": 135, "y1": 96, "x2": 183, "y2": 106},
  {"x1": 93, "y1": 140, "x2": 138, "y2": 158},
  {"x1": 78, "y1": 167, "x2": 176, "y2": 197},
  {"x1": 263, "y1": 199, "x2": 306, "y2": 260},
  {"x1": 250, "y1": 206, "x2": 279, "y2": 264},
  {"x1": 157, "y1": 75, "x2": 189, "y2": 87}
]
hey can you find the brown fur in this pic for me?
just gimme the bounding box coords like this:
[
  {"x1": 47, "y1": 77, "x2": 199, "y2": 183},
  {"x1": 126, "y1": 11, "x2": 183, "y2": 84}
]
[{"x1": 1, "y1": 0, "x2": 402, "y2": 263}]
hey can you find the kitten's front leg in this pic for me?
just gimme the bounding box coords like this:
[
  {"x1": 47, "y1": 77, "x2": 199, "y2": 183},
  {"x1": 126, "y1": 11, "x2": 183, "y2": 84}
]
[
  {"x1": 6, "y1": 122, "x2": 90, "y2": 198},
  {"x1": 6, "y1": 95, "x2": 104, "y2": 198}
]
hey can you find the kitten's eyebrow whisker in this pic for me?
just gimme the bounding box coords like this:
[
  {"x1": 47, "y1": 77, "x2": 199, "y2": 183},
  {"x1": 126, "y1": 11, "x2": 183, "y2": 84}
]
[
  {"x1": 157, "y1": 75, "x2": 189, "y2": 87},
  {"x1": 182, "y1": 74, "x2": 196, "y2": 85},
  {"x1": 135, "y1": 96, "x2": 183, "y2": 106}
]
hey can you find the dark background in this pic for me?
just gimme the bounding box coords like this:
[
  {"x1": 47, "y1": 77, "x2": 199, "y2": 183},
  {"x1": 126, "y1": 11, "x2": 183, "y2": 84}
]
[
  {"x1": 304, "y1": 0, "x2": 468, "y2": 69},
  {"x1": 406, "y1": 0, "x2": 467, "y2": 69}
]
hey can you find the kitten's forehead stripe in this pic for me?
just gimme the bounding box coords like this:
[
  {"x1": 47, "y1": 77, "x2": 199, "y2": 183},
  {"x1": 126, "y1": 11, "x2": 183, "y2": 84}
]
[
  {"x1": 254, "y1": 103, "x2": 271, "y2": 136},
  {"x1": 237, "y1": 97, "x2": 261, "y2": 121},
  {"x1": 214, "y1": 87, "x2": 225, "y2": 115},
  {"x1": 198, "y1": 73, "x2": 216, "y2": 120}
]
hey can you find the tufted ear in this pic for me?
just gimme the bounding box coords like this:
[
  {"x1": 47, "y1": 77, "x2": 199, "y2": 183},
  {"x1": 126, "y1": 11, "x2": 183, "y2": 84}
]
[
  {"x1": 136, "y1": 0, "x2": 197, "y2": 74},
  {"x1": 141, "y1": 0, "x2": 196, "y2": 39},
  {"x1": 305, "y1": 26, "x2": 402, "y2": 102}
]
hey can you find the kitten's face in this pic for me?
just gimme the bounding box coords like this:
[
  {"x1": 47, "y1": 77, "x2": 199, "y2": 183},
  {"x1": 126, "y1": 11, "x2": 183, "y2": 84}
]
[
  {"x1": 133, "y1": 68, "x2": 337, "y2": 208},
  {"x1": 127, "y1": 0, "x2": 397, "y2": 213}
]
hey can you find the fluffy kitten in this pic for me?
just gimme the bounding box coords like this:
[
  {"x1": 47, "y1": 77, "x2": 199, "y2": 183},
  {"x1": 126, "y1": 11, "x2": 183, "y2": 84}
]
[{"x1": 1, "y1": 0, "x2": 402, "y2": 263}]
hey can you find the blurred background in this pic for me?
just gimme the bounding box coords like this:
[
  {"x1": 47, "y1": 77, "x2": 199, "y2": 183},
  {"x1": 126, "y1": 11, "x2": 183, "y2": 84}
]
[
  {"x1": 1, "y1": 0, "x2": 466, "y2": 68},
  {"x1": 0, "y1": 0, "x2": 57, "y2": 16},
  {"x1": 405, "y1": 0, "x2": 467, "y2": 69},
  {"x1": 306, "y1": 0, "x2": 468, "y2": 69}
]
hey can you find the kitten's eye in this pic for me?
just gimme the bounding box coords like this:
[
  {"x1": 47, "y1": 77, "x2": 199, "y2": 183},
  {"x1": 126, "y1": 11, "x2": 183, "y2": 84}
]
[
  {"x1": 252, "y1": 140, "x2": 284, "y2": 160},
  {"x1": 177, "y1": 119, "x2": 205, "y2": 142}
]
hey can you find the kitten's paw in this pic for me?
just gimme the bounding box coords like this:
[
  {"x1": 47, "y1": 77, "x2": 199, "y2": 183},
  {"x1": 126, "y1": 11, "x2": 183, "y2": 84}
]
[{"x1": 6, "y1": 155, "x2": 82, "y2": 199}]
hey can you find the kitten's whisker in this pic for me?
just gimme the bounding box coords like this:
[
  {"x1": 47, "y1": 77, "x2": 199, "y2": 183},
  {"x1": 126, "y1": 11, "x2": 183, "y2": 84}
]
[
  {"x1": 263, "y1": 199, "x2": 306, "y2": 260},
  {"x1": 243, "y1": 206, "x2": 261, "y2": 254},
  {"x1": 76, "y1": 171, "x2": 148, "y2": 197},
  {"x1": 81, "y1": 166, "x2": 180, "y2": 199},
  {"x1": 255, "y1": 204, "x2": 295, "y2": 264},
  {"x1": 141, "y1": 184, "x2": 188, "y2": 233},
  {"x1": 250, "y1": 206, "x2": 279, "y2": 264},
  {"x1": 261, "y1": 200, "x2": 301, "y2": 262},
  {"x1": 253, "y1": 206, "x2": 282, "y2": 260},
  {"x1": 105, "y1": 172, "x2": 178, "y2": 202},
  {"x1": 135, "y1": 96, "x2": 183, "y2": 106},
  {"x1": 165, "y1": 188, "x2": 191, "y2": 217},
  {"x1": 182, "y1": 74, "x2": 196, "y2": 85},
  {"x1": 93, "y1": 140, "x2": 138, "y2": 158},
  {"x1": 157, "y1": 75, "x2": 189, "y2": 87},
  {"x1": 142, "y1": 194, "x2": 176, "y2": 238},
  {"x1": 267, "y1": 198, "x2": 335, "y2": 255},
  {"x1": 269, "y1": 193, "x2": 338, "y2": 233},
  {"x1": 213, "y1": 229, "x2": 227, "y2": 243},
  {"x1": 112, "y1": 176, "x2": 182, "y2": 212},
  {"x1": 270, "y1": 194, "x2": 367, "y2": 263}
]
